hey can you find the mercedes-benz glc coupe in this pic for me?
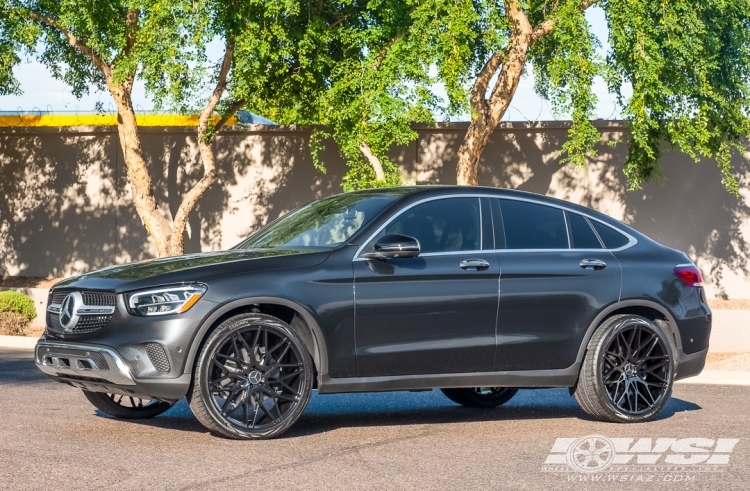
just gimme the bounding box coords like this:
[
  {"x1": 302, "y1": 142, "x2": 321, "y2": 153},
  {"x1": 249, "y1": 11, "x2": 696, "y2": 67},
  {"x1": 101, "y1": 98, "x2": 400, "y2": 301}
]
[{"x1": 35, "y1": 186, "x2": 710, "y2": 439}]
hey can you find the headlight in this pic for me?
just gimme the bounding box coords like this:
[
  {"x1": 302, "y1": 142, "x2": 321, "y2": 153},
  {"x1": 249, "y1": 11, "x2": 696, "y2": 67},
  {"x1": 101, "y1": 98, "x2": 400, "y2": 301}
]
[{"x1": 127, "y1": 284, "x2": 207, "y2": 316}]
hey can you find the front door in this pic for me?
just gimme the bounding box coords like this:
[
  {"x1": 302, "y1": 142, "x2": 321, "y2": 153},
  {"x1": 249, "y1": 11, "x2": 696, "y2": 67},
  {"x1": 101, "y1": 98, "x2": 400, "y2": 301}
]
[{"x1": 353, "y1": 196, "x2": 499, "y2": 377}]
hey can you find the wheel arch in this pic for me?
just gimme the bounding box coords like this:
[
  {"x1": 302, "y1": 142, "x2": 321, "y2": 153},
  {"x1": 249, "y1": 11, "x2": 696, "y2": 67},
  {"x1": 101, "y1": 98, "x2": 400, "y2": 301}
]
[
  {"x1": 573, "y1": 299, "x2": 682, "y2": 370},
  {"x1": 184, "y1": 297, "x2": 328, "y2": 381}
]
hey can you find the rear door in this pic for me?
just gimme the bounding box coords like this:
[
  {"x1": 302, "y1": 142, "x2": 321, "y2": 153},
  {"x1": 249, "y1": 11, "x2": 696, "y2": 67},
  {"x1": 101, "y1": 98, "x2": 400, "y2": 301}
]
[{"x1": 492, "y1": 198, "x2": 621, "y2": 370}]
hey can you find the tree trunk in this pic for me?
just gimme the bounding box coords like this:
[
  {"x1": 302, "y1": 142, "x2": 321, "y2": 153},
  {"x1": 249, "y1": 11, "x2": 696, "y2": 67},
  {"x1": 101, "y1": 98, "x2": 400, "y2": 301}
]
[
  {"x1": 26, "y1": 9, "x2": 224, "y2": 259},
  {"x1": 110, "y1": 84, "x2": 174, "y2": 256},
  {"x1": 456, "y1": 0, "x2": 532, "y2": 186},
  {"x1": 359, "y1": 141, "x2": 386, "y2": 181}
]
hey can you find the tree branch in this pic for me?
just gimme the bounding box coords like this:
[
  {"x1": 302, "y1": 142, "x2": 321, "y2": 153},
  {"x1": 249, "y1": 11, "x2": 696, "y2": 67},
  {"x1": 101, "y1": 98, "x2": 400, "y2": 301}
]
[
  {"x1": 125, "y1": 9, "x2": 139, "y2": 55},
  {"x1": 214, "y1": 99, "x2": 246, "y2": 134},
  {"x1": 27, "y1": 11, "x2": 111, "y2": 79},
  {"x1": 470, "y1": 51, "x2": 508, "y2": 119},
  {"x1": 359, "y1": 141, "x2": 386, "y2": 181},
  {"x1": 170, "y1": 37, "x2": 237, "y2": 253},
  {"x1": 197, "y1": 37, "x2": 235, "y2": 140},
  {"x1": 373, "y1": 32, "x2": 406, "y2": 71},
  {"x1": 329, "y1": 14, "x2": 349, "y2": 29},
  {"x1": 530, "y1": 0, "x2": 601, "y2": 42}
]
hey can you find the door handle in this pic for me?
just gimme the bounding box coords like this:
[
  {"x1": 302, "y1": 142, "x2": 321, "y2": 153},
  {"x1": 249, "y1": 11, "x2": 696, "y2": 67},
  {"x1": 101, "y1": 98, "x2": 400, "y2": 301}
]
[
  {"x1": 580, "y1": 258, "x2": 607, "y2": 270},
  {"x1": 460, "y1": 259, "x2": 490, "y2": 271}
]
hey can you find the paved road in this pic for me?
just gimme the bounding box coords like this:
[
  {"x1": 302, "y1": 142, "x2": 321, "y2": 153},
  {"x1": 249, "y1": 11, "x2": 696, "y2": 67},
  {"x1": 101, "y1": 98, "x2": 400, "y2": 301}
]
[{"x1": 2, "y1": 347, "x2": 748, "y2": 490}]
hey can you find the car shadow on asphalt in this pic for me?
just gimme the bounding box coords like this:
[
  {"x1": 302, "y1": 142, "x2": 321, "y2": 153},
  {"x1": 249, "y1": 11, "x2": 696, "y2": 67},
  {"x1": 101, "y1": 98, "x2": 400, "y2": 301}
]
[{"x1": 104, "y1": 388, "x2": 702, "y2": 439}]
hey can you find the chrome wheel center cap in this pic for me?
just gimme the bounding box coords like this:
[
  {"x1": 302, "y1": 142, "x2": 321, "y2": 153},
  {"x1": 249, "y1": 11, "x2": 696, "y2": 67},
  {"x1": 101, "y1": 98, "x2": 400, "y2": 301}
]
[
  {"x1": 623, "y1": 363, "x2": 636, "y2": 376},
  {"x1": 247, "y1": 370, "x2": 264, "y2": 385}
]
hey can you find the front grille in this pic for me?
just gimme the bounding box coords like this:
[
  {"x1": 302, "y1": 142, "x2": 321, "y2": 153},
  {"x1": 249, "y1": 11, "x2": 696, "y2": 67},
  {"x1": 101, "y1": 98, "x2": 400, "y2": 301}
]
[
  {"x1": 71, "y1": 315, "x2": 112, "y2": 333},
  {"x1": 47, "y1": 289, "x2": 115, "y2": 334},
  {"x1": 145, "y1": 343, "x2": 170, "y2": 372},
  {"x1": 81, "y1": 291, "x2": 116, "y2": 306},
  {"x1": 39, "y1": 347, "x2": 110, "y2": 370},
  {"x1": 50, "y1": 289, "x2": 116, "y2": 306},
  {"x1": 50, "y1": 290, "x2": 66, "y2": 304}
]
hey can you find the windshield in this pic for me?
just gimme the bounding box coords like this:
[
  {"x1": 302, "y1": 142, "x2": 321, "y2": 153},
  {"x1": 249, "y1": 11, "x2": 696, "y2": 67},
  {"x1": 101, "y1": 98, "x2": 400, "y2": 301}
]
[{"x1": 238, "y1": 192, "x2": 400, "y2": 250}]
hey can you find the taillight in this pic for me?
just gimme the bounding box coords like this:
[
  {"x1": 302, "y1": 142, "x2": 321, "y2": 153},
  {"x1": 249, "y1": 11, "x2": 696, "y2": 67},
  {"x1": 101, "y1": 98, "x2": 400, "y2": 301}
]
[{"x1": 674, "y1": 264, "x2": 704, "y2": 287}]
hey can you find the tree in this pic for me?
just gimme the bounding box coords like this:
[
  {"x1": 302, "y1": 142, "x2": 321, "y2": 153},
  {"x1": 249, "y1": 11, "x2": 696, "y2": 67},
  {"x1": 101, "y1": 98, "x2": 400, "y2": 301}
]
[
  {"x1": 0, "y1": 0, "x2": 342, "y2": 256},
  {"x1": 291, "y1": 1, "x2": 439, "y2": 191},
  {"x1": 429, "y1": 0, "x2": 750, "y2": 194}
]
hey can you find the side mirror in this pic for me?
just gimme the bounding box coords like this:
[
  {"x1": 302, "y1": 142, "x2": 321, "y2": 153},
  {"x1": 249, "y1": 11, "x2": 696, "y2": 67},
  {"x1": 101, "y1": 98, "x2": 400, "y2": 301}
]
[{"x1": 364, "y1": 234, "x2": 420, "y2": 259}]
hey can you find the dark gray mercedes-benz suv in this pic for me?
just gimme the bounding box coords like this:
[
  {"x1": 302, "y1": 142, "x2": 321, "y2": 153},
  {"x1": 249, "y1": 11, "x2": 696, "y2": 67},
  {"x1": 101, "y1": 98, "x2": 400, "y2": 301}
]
[{"x1": 35, "y1": 186, "x2": 710, "y2": 439}]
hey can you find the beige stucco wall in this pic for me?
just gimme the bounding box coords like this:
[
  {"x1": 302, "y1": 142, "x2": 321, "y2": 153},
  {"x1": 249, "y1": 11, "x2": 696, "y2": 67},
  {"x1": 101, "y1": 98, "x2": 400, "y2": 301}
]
[{"x1": 1, "y1": 122, "x2": 748, "y2": 299}]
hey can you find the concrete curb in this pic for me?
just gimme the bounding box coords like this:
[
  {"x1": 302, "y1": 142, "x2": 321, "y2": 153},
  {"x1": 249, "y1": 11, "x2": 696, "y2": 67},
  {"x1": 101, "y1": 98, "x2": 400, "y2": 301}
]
[{"x1": 0, "y1": 335, "x2": 38, "y2": 350}]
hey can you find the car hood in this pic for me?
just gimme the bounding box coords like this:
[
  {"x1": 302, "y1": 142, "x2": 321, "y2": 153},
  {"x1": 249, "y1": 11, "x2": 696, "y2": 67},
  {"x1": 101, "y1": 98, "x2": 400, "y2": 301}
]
[{"x1": 52, "y1": 249, "x2": 330, "y2": 293}]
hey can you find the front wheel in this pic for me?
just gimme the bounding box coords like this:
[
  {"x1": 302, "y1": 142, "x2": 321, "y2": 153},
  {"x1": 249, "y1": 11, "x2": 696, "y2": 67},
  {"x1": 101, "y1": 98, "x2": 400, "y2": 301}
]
[
  {"x1": 574, "y1": 314, "x2": 675, "y2": 423},
  {"x1": 441, "y1": 387, "x2": 519, "y2": 408},
  {"x1": 83, "y1": 391, "x2": 174, "y2": 419},
  {"x1": 188, "y1": 313, "x2": 314, "y2": 440}
]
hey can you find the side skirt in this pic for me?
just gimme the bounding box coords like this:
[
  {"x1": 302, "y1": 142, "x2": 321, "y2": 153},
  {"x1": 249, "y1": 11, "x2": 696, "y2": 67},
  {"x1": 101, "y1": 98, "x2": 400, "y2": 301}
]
[{"x1": 318, "y1": 367, "x2": 579, "y2": 394}]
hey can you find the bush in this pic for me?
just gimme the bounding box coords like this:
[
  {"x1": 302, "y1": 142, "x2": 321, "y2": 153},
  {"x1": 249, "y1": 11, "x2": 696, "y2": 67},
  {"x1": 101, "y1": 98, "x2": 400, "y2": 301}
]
[
  {"x1": 0, "y1": 312, "x2": 29, "y2": 336},
  {"x1": 0, "y1": 290, "x2": 37, "y2": 322}
]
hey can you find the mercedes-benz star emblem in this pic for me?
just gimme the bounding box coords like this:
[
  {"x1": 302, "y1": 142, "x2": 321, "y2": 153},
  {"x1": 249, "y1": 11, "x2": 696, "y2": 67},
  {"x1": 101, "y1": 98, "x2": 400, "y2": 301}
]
[{"x1": 59, "y1": 294, "x2": 75, "y2": 328}]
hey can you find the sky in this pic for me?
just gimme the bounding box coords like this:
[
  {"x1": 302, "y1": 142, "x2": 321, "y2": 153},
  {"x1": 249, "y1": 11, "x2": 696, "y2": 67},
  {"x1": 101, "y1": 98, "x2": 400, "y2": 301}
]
[{"x1": 0, "y1": 7, "x2": 628, "y2": 122}]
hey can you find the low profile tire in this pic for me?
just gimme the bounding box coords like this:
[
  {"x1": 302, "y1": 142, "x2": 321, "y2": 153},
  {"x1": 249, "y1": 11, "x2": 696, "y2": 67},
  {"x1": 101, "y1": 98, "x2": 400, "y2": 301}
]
[
  {"x1": 441, "y1": 387, "x2": 519, "y2": 408},
  {"x1": 574, "y1": 314, "x2": 675, "y2": 423},
  {"x1": 188, "y1": 313, "x2": 314, "y2": 440},
  {"x1": 83, "y1": 391, "x2": 174, "y2": 419}
]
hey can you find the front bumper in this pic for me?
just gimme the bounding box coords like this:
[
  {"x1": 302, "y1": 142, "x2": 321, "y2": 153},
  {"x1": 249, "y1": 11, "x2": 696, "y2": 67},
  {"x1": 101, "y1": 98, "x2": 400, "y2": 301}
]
[{"x1": 35, "y1": 336, "x2": 190, "y2": 402}]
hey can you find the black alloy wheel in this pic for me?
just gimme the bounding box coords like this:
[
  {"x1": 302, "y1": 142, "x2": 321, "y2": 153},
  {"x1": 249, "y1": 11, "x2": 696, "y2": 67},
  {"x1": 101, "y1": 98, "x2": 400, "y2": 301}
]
[
  {"x1": 83, "y1": 391, "x2": 174, "y2": 419},
  {"x1": 441, "y1": 387, "x2": 519, "y2": 408},
  {"x1": 574, "y1": 314, "x2": 674, "y2": 423},
  {"x1": 189, "y1": 313, "x2": 314, "y2": 439}
]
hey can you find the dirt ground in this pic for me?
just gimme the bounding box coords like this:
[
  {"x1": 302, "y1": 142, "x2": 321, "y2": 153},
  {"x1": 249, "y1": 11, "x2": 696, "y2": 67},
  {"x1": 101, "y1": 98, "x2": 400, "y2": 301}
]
[{"x1": 0, "y1": 276, "x2": 62, "y2": 289}]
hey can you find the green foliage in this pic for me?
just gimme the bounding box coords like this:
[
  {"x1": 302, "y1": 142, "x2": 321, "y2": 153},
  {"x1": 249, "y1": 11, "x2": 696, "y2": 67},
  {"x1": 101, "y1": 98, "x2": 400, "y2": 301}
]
[
  {"x1": 411, "y1": 0, "x2": 750, "y2": 194},
  {"x1": 527, "y1": 0, "x2": 750, "y2": 193},
  {"x1": 1, "y1": 0, "x2": 749, "y2": 195},
  {"x1": 0, "y1": 290, "x2": 36, "y2": 322},
  {"x1": 604, "y1": 0, "x2": 750, "y2": 195},
  {"x1": 287, "y1": 1, "x2": 440, "y2": 191}
]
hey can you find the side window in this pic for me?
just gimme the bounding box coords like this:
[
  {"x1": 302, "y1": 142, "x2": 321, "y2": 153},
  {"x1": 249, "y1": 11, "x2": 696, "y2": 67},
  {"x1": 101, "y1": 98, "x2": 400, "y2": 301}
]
[
  {"x1": 499, "y1": 199, "x2": 568, "y2": 249},
  {"x1": 567, "y1": 212, "x2": 603, "y2": 249},
  {"x1": 591, "y1": 220, "x2": 630, "y2": 249},
  {"x1": 379, "y1": 198, "x2": 481, "y2": 254}
]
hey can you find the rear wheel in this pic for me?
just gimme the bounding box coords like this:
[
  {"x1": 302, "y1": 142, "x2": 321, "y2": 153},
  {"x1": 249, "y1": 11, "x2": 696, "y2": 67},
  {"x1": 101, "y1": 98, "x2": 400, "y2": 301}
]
[
  {"x1": 441, "y1": 387, "x2": 519, "y2": 408},
  {"x1": 574, "y1": 314, "x2": 674, "y2": 423},
  {"x1": 188, "y1": 313, "x2": 314, "y2": 440},
  {"x1": 83, "y1": 391, "x2": 174, "y2": 419}
]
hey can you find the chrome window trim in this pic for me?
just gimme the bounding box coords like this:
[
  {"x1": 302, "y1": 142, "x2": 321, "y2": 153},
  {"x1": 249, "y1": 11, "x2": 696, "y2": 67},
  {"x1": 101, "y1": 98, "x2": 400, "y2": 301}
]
[
  {"x1": 563, "y1": 209, "x2": 606, "y2": 250},
  {"x1": 352, "y1": 193, "x2": 638, "y2": 260},
  {"x1": 495, "y1": 196, "x2": 638, "y2": 252},
  {"x1": 353, "y1": 194, "x2": 486, "y2": 260},
  {"x1": 563, "y1": 209, "x2": 572, "y2": 249},
  {"x1": 582, "y1": 215, "x2": 606, "y2": 248}
]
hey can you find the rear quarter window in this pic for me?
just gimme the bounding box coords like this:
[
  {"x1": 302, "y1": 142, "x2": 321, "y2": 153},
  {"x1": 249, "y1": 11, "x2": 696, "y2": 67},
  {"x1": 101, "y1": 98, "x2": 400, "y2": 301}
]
[
  {"x1": 567, "y1": 212, "x2": 603, "y2": 249},
  {"x1": 591, "y1": 220, "x2": 630, "y2": 249}
]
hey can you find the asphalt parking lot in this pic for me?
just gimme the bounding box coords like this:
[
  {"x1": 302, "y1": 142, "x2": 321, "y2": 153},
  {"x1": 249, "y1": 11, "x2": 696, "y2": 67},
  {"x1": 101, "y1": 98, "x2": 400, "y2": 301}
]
[{"x1": 1, "y1": 347, "x2": 748, "y2": 490}]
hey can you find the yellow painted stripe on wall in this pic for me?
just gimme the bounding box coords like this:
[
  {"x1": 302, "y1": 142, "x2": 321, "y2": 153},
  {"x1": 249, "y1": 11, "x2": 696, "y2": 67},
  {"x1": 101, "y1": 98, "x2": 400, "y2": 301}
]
[{"x1": 0, "y1": 114, "x2": 237, "y2": 127}]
